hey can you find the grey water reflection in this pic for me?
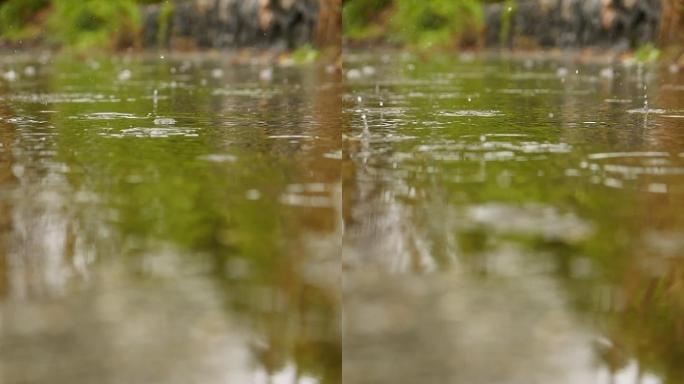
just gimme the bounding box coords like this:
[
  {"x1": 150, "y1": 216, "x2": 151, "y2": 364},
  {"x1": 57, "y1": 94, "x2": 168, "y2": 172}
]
[
  {"x1": 343, "y1": 52, "x2": 684, "y2": 384},
  {"x1": 0, "y1": 53, "x2": 340, "y2": 384}
]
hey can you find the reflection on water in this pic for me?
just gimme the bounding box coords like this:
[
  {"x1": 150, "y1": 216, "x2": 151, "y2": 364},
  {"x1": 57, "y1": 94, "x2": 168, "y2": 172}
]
[
  {"x1": 0, "y1": 53, "x2": 340, "y2": 383},
  {"x1": 344, "y1": 52, "x2": 684, "y2": 383}
]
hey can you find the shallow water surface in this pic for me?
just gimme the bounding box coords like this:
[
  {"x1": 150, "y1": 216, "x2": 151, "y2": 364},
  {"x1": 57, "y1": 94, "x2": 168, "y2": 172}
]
[
  {"x1": 0, "y1": 53, "x2": 341, "y2": 384},
  {"x1": 344, "y1": 52, "x2": 684, "y2": 384},
  {"x1": 3, "y1": 49, "x2": 684, "y2": 383}
]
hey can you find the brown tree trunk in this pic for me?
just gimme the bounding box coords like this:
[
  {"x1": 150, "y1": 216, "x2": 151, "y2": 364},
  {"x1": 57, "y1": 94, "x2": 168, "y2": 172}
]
[
  {"x1": 659, "y1": 0, "x2": 684, "y2": 48},
  {"x1": 315, "y1": 0, "x2": 341, "y2": 56}
]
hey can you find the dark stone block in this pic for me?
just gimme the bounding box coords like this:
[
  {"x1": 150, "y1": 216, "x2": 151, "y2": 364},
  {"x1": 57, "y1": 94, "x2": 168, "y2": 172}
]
[
  {"x1": 141, "y1": 5, "x2": 161, "y2": 48},
  {"x1": 141, "y1": 0, "x2": 320, "y2": 50},
  {"x1": 483, "y1": 0, "x2": 662, "y2": 50}
]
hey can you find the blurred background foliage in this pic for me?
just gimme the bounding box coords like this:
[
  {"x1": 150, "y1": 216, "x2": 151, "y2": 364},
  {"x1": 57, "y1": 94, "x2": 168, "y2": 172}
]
[
  {"x1": 1, "y1": 0, "x2": 491, "y2": 51},
  {"x1": 2, "y1": 0, "x2": 682, "y2": 54},
  {"x1": 0, "y1": 0, "x2": 339, "y2": 56},
  {"x1": 343, "y1": 0, "x2": 684, "y2": 58},
  {"x1": 0, "y1": 0, "x2": 158, "y2": 50},
  {"x1": 343, "y1": 0, "x2": 502, "y2": 48},
  {"x1": 47, "y1": 0, "x2": 142, "y2": 50}
]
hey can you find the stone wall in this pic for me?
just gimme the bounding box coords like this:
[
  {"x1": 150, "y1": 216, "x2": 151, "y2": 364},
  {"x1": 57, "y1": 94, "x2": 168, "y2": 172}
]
[
  {"x1": 484, "y1": 0, "x2": 662, "y2": 50},
  {"x1": 142, "y1": 0, "x2": 323, "y2": 50}
]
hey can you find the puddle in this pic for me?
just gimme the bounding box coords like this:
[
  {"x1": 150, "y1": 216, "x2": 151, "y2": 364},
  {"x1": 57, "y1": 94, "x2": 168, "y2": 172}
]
[
  {"x1": 344, "y1": 52, "x2": 684, "y2": 384},
  {"x1": 0, "y1": 54, "x2": 340, "y2": 384}
]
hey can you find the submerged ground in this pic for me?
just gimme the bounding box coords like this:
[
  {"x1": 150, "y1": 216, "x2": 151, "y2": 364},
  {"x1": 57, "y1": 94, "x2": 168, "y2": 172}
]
[
  {"x1": 343, "y1": 51, "x2": 684, "y2": 384},
  {"x1": 0, "y1": 53, "x2": 341, "y2": 383}
]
